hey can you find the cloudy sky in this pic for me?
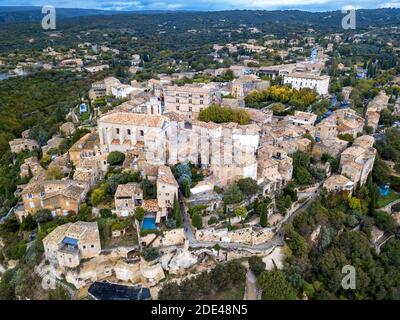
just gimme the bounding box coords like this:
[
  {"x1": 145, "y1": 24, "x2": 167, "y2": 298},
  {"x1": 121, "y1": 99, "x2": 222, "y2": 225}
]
[{"x1": 1, "y1": 0, "x2": 400, "y2": 11}]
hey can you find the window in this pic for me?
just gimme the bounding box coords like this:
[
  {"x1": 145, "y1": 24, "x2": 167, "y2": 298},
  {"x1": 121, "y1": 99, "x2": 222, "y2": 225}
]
[
  {"x1": 116, "y1": 128, "x2": 120, "y2": 134},
  {"x1": 200, "y1": 100, "x2": 204, "y2": 105},
  {"x1": 140, "y1": 130, "x2": 144, "y2": 137},
  {"x1": 189, "y1": 99, "x2": 192, "y2": 104},
  {"x1": 176, "y1": 98, "x2": 180, "y2": 103},
  {"x1": 127, "y1": 129, "x2": 131, "y2": 135},
  {"x1": 189, "y1": 106, "x2": 192, "y2": 112},
  {"x1": 176, "y1": 106, "x2": 180, "y2": 111},
  {"x1": 91, "y1": 244, "x2": 95, "y2": 248}
]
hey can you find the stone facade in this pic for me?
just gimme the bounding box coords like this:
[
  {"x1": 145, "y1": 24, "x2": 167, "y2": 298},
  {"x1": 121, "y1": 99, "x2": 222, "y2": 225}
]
[
  {"x1": 43, "y1": 222, "x2": 101, "y2": 270},
  {"x1": 340, "y1": 135, "x2": 376, "y2": 187},
  {"x1": 164, "y1": 83, "x2": 221, "y2": 119}
]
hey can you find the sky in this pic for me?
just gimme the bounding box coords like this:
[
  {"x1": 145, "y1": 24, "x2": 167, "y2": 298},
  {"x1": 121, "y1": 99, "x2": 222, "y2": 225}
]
[{"x1": 1, "y1": 0, "x2": 400, "y2": 12}]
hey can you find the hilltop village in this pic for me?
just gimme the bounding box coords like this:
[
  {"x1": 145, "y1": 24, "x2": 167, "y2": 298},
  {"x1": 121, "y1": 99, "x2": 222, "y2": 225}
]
[{"x1": 2, "y1": 19, "x2": 400, "y2": 300}]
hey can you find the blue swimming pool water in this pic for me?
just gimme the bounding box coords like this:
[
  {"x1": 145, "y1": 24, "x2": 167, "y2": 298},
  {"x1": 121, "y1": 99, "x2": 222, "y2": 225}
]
[
  {"x1": 379, "y1": 186, "x2": 390, "y2": 197},
  {"x1": 142, "y1": 217, "x2": 157, "y2": 230}
]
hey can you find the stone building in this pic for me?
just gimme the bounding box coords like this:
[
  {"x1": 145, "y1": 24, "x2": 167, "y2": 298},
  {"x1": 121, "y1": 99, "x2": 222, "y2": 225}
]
[
  {"x1": 43, "y1": 221, "x2": 101, "y2": 269},
  {"x1": 69, "y1": 132, "x2": 102, "y2": 165},
  {"x1": 164, "y1": 83, "x2": 221, "y2": 119},
  {"x1": 323, "y1": 174, "x2": 354, "y2": 195},
  {"x1": 230, "y1": 76, "x2": 269, "y2": 98},
  {"x1": 365, "y1": 91, "x2": 389, "y2": 132},
  {"x1": 114, "y1": 183, "x2": 143, "y2": 217},
  {"x1": 283, "y1": 73, "x2": 330, "y2": 95},
  {"x1": 156, "y1": 165, "x2": 179, "y2": 219},
  {"x1": 60, "y1": 122, "x2": 76, "y2": 137},
  {"x1": 98, "y1": 111, "x2": 260, "y2": 187},
  {"x1": 9, "y1": 138, "x2": 39, "y2": 153},
  {"x1": 21, "y1": 178, "x2": 86, "y2": 216},
  {"x1": 340, "y1": 135, "x2": 376, "y2": 188}
]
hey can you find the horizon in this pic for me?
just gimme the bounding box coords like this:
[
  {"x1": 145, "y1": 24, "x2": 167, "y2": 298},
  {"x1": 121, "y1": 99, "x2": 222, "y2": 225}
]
[{"x1": 1, "y1": 1, "x2": 400, "y2": 12}]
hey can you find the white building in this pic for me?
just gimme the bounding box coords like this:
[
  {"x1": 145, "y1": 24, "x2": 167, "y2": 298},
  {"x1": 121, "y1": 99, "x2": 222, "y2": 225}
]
[{"x1": 283, "y1": 73, "x2": 330, "y2": 95}]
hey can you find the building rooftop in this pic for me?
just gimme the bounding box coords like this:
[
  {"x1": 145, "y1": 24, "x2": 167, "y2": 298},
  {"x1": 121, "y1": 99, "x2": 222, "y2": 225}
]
[
  {"x1": 99, "y1": 112, "x2": 166, "y2": 127},
  {"x1": 115, "y1": 183, "x2": 142, "y2": 198}
]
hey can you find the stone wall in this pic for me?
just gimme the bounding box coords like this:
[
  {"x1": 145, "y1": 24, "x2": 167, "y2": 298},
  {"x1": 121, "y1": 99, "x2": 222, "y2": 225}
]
[
  {"x1": 195, "y1": 226, "x2": 275, "y2": 246},
  {"x1": 141, "y1": 228, "x2": 186, "y2": 248}
]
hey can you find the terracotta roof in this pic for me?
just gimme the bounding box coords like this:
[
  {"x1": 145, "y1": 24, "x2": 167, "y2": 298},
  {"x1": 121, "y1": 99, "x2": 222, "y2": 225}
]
[
  {"x1": 43, "y1": 221, "x2": 100, "y2": 247},
  {"x1": 157, "y1": 165, "x2": 179, "y2": 187},
  {"x1": 142, "y1": 199, "x2": 160, "y2": 212},
  {"x1": 115, "y1": 183, "x2": 142, "y2": 198},
  {"x1": 99, "y1": 112, "x2": 166, "y2": 127}
]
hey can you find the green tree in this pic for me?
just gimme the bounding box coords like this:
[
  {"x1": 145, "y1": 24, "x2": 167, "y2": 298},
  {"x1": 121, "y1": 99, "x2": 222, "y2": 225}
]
[
  {"x1": 235, "y1": 206, "x2": 248, "y2": 223},
  {"x1": 135, "y1": 207, "x2": 145, "y2": 222},
  {"x1": 248, "y1": 256, "x2": 266, "y2": 277},
  {"x1": 260, "y1": 211, "x2": 268, "y2": 228},
  {"x1": 192, "y1": 212, "x2": 203, "y2": 229},
  {"x1": 107, "y1": 151, "x2": 125, "y2": 166},
  {"x1": 173, "y1": 194, "x2": 183, "y2": 227},
  {"x1": 142, "y1": 247, "x2": 159, "y2": 262},
  {"x1": 237, "y1": 178, "x2": 259, "y2": 197},
  {"x1": 258, "y1": 270, "x2": 298, "y2": 300},
  {"x1": 223, "y1": 183, "x2": 244, "y2": 205}
]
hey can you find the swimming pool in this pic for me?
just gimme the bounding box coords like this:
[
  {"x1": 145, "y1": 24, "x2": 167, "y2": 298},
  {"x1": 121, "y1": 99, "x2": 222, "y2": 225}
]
[
  {"x1": 379, "y1": 186, "x2": 390, "y2": 197},
  {"x1": 142, "y1": 217, "x2": 157, "y2": 230}
]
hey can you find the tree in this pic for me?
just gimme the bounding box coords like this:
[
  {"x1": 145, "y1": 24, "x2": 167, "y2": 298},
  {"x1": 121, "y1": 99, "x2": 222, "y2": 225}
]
[
  {"x1": 248, "y1": 256, "x2": 266, "y2": 277},
  {"x1": 192, "y1": 212, "x2": 203, "y2": 229},
  {"x1": 158, "y1": 282, "x2": 182, "y2": 300},
  {"x1": 33, "y1": 209, "x2": 52, "y2": 226},
  {"x1": 258, "y1": 270, "x2": 298, "y2": 300},
  {"x1": 182, "y1": 179, "x2": 191, "y2": 198},
  {"x1": 107, "y1": 151, "x2": 125, "y2": 166},
  {"x1": 237, "y1": 178, "x2": 259, "y2": 197},
  {"x1": 91, "y1": 187, "x2": 107, "y2": 206},
  {"x1": 173, "y1": 194, "x2": 183, "y2": 227},
  {"x1": 372, "y1": 156, "x2": 391, "y2": 186},
  {"x1": 135, "y1": 207, "x2": 145, "y2": 222},
  {"x1": 99, "y1": 208, "x2": 114, "y2": 218},
  {"x1": 235, "y1": 206, "x2": 248, "y2": 223},
  {"x1": 142, "y1": 247, "x2": 159, "y2": 262},
  {"x1": 294, "y1": 166, "x2": 314, "y2": 186},
  {"x1": 46, "y1": 164, "x2": 63, "y2": 180},
  {"x1": 223, "y1": 183, "x2": 244, "y2": 205},
  {"x1": 260, "y1": 211, "x2": 268, "y2": 228}
]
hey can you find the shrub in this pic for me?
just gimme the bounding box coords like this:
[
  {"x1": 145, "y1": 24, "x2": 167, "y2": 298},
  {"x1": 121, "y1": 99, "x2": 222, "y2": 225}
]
[
  {"x1": 142, "y1": 247, "x2": 159, "y2": 262},
  {"x1": 248, "y1": 256, "x2": 266, "y2": 277},
  {"x1": 107, "y1": 151, "x2": 125, "y2": 166},
  {"x1": 192, "y1": 212, "x2": 203, "y2": 229},
  {"x1": 135, "y1": 207, "x2": 145, "y2": 222}
]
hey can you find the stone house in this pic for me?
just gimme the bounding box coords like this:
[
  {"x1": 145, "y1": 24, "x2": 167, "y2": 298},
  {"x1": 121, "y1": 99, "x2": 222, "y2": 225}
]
[
  {"x1": 21, "y1": 179, "x2": 86, "y2": 216},
  {"x1": 323, "y1": 174, "x2": 354, "y2": 195},
  {"x1": 43, "y1": 221, "x2": 101, "y2": 270},
  {"x1": 340, "y1": 135, "x2": 376, "y2": 188},
  {"x1": 114, "y1": 183, "x2": 143, "y2": 217},
  {"x1": 60, "y1": 122, "x2": 76, "y2": 137},
  {"x1": 9, "y1": 138, "x2": 39, "y2": 153},
  {"x1": 156, "y1": 165, "x2": 179, "y2": 220}
]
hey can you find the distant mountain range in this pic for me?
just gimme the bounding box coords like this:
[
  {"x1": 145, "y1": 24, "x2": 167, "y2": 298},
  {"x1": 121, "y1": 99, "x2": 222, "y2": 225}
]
[{"x1": 0, "y1": 6, "x2": 184, "y2": 24}]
